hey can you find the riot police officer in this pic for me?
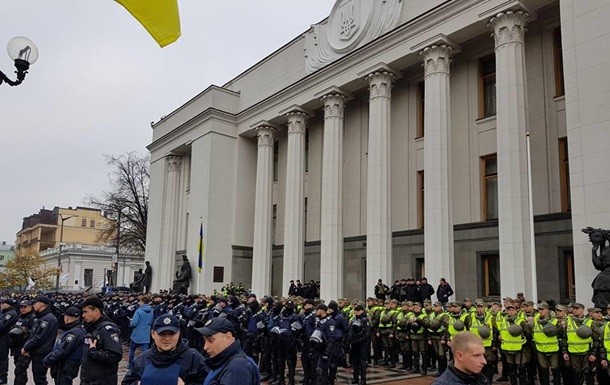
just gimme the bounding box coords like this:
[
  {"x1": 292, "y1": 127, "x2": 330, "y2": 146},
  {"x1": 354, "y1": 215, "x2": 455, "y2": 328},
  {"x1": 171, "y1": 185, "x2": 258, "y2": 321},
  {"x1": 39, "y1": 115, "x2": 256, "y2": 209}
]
[
  {"x1": 80, "y1": 296, "x2": 123, "y2": 385},
  {"x1": 349, "y1": 304, "x2": 370, "y2": 385},
  {"x1": 22, "y1": 296, "x2": 59, "y2": 385},
  {"x1": 0, "y1": 298, "x2": 18, "y2": 385},
  {"x1": 10, "y1": 300, "x2": 36, "y2": 385},
  {"x1": 273, "y1": 301, "x2": 300, "y2": 385},
  {"x1": 311, "y1": 304, "x2": 343, "y2": 385},
  {"x1": 300, "y1": 299, "x2": 316, "y2": 385},
  {"x1": 43, "y1": 307, "x2": 85, "y2": 385}
]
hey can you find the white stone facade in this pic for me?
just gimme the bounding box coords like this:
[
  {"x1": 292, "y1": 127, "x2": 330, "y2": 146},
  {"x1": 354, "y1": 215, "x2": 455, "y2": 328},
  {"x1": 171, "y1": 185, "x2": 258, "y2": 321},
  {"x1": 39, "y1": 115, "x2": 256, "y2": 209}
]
[{"x1": 145, "y1": 0, "x2": 610, "y2": 304}]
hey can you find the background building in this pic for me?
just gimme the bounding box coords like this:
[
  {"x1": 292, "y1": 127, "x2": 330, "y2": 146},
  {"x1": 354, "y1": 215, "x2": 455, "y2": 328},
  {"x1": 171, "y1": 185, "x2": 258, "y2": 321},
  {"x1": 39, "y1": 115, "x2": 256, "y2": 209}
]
[
  {"x1": 0, "y1": 241, "x2": 15, "y2": 271},
  {"x1": 15, "y1": 206, "x2": 143, "y2": 291},
  {"x1": 145, "y1": 0, "x2": 609, "y2": 304}
]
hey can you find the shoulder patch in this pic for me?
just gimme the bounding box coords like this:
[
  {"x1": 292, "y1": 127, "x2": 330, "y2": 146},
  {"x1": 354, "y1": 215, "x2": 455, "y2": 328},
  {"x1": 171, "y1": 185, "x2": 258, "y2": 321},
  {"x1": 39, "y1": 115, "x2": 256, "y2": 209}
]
[
  {"x1": 329, "y1": 325, "x2": 335, "y2": 332},
  {"x1": 111, "y1": 333, "x2": 120, "y2": 342},
  {"x1": 66, "y1": 334, "x2": 74, "y2": 342},
  {"x1": 40, "y1": 321, "x2": 48, "y2": 328},
  {"x1": 4, "y1": 314, "x2": 10, "y2": 320},
  {"x1": 105, "y1": 325, "x2": 114, "y2": 330}
]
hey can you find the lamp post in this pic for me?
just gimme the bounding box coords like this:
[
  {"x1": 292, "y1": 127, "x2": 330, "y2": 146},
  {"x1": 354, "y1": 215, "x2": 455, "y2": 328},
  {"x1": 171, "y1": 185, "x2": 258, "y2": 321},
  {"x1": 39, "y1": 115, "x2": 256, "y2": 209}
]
[
  {"x1": 56, "y1": 214, "x2": 75, "y2": 292},
  {"x1": 0, "y1": 36, "x2": 39, "y2": 87}
]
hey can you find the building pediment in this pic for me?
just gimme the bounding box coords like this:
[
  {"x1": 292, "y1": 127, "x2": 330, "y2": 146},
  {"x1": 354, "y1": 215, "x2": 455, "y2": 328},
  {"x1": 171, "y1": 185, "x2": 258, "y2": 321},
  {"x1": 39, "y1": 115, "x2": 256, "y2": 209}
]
[{"x1": 304, "y1": 0, "x2": 404, "y2": 74}]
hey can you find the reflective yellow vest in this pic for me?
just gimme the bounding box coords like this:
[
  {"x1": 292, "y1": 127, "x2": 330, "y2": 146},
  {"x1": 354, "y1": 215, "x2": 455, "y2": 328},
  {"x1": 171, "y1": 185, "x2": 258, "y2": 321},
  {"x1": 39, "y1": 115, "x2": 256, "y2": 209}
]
[
  {"x1": 470, "y1": 313, "x2": 493, "y2": 347},
  {"x1": 498, "y1": 316, "x2": 526, "y2": 352},
  {"x1": 566, "y1": 317, "x2": 593, "y2": 354},
  {"x1": 379, "y1": 309, "x2": 396, "y2": 328},
  {"x1": 396, "y1": 311, "x2": 412, "y2": 331},
  {"x1": 448, "y1": 313, "x2": 468, "y2": 339},
  {"x1": 412, "y1": 312, "x2": 428, "y2": 335},
  {"x1": 602, "y1": 322, "x2": 610, "y2": 360},
  {"x1": 428, "y1": 311, "x2": 446, "y2": 334},
  {"x1": 532, "y1": 317, "x2": 559, "y2": 353}
]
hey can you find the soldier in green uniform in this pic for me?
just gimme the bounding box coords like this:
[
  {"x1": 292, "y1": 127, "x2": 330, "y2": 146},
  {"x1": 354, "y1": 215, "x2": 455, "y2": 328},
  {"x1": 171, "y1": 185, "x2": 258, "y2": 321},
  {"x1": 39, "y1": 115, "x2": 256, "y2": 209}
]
[
  {"x1": 562, "y1": 302, "x2": 597, "y2": 385},
  {"x1": 498, "y1": 302, "x2": 528, "y2": 385},
  {"x1": 410, "y1": 302, "x2": 430, "y2": 375},
  {"x1": 531, "y1": 302, "x2": 562, "y2": 385},
  {"x1": 395, "y1": 301, "x2": 413, "y2": 371},
  {"x1": 468, "y1": 300, "x2": 496, "y2": 383},
  {"x1": 377, "y1": 300, "x2": 396, "y2": 366},
  {"x1": 429, "y1": 301, "x2": 448, "y2": 377},
  {"x1": 367, "y1": 298, "x2": 383, "y2": 365}
]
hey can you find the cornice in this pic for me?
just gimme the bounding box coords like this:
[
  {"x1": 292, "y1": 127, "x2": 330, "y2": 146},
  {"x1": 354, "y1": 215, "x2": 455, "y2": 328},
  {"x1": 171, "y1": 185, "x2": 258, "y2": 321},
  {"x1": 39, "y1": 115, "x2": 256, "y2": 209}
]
[
  {"x1": 234, "y1": 0, "x2": 482, "y2": 126},
  {"x1": 147, "y1": 107, "x2": 237, "y2": 153}
]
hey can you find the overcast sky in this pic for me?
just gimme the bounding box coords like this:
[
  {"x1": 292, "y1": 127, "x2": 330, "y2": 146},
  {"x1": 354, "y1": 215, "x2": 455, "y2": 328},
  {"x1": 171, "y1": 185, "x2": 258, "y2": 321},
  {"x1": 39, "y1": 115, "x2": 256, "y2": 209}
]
[{"x1": 0, "y1": 0, "x2": 333, "y2": 244}]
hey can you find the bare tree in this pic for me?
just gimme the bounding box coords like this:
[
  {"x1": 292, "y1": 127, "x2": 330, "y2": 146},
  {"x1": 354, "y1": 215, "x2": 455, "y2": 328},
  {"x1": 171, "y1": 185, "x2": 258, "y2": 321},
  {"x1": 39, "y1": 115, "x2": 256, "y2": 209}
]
[{"x1": 87, "y1": 152, "x2": 149, "y2": 252}]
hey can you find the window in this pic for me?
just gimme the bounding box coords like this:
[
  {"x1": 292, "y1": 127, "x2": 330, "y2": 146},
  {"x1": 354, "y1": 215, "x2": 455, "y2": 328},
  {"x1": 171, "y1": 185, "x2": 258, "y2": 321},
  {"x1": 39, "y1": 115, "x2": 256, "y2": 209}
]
[
  {"x1": 481, "y1": 254, "x2": 500, "y2": 296},
  {"x1": 417, "y1": 170, "x2": 424, "y2": 228},
  {"x1": 416, "y1": 82, "x2": 425, "y2": 138},
  {"x1": 81, "y1": 218, "x2": 87, "y2": 227},
  {"x1": 481, "y1": 155, "x2": 498, "y2": 220},
  {"x1": 84, "y1": 269, "x2": 93, "y2": 287},
  {"x1": 304, "y1": 197, "x2": 308, "y2": 241},
  {"x1": 305, "y1": 128, "x2": 310, "y2": 172},
  {"x1": 213, "y1": 266, "x2": 224, "y2": 283},
  {"x1": 553, "y1": 27, "x2": 565, "y2": 97},
  {"x1": 90, "y1": 219, "x2": 95, "y2": 228},
  {"x1": 559, "y1": 137, "x2": 571, "y2": 212},
  {"x1": 272, "y1": 204, "x2": 277, "y2": 245},
  {"x1": 415, "y1": 257, "x2": 425, "y2": 280},
  {"x1": 273, "y1": 141, "x2": 279, "y2": 182},
  {"x1": 479, "y1": 55, "x2": 496, "y2": 118}
]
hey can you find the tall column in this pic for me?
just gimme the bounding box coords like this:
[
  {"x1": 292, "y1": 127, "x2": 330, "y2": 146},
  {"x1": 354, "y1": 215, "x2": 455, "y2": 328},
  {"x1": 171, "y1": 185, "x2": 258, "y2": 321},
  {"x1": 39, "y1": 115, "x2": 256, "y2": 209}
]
[
  {"x1": 251, "y1": 124, "x2": 276, "y2": 297},
  {"x1": 159, "y1": 155, "x2": 182, "y2": 291},
  {"x1": 360, "y1": 64, "x2": 397, "y2": 298},
  {"x1": 281, "y1": 108, "x2": 309, "y2": 295},
  {"x1": 420, "y1": 45, "x2": 455, "y2": 287},
  {"x1": 317, "y1": 87, "x2": 349, "y2": 301},
  {"x1": 489, "y1": 10, "x2": 533, "y2": 300}
]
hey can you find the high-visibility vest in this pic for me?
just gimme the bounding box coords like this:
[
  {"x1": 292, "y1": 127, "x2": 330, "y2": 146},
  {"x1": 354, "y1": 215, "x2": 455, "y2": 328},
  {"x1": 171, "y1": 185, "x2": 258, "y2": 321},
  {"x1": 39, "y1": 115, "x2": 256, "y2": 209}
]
[
  {"x1": 428, "y1": 311, "x2": 446, "y2": 333},
  {"x1": 448, "y1": 313, "x2": 468, "y2": 339},
  {"x1": 498, "y1": 316, "x2": 526, "y2": 352},
  {"x1": 379, "y1": 309, "x2": 395, "y2": 328},
  {"x1": 412, "y1": 312, "x2": 428, "y2": 335},
  {"x1": 470, "y1": 313, "x2": 493, "y2": 347},
  {"x1": 566, "y1": 317, "x2": 593, "y2": 354},
  {"x1": 532, "y1": 317, "x2": 559, "y2": 353}
]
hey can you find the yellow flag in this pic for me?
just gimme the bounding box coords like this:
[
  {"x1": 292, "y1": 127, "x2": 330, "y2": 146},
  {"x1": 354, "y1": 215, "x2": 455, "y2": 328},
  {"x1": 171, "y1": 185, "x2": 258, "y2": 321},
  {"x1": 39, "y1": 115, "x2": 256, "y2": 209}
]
[{"x1": 115, "y1": 0, "x2": 181, "y2": 47}]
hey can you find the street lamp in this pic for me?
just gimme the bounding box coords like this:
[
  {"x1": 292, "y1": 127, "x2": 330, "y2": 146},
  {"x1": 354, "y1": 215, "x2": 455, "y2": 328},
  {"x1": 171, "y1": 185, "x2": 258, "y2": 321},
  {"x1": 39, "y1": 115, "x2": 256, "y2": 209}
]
[
  {"x1": 56, "y1": 214, "x2": 75, "y2": 292},
  {"x1": 0, "y1": 36, "x2": 39, "y2": 87}
]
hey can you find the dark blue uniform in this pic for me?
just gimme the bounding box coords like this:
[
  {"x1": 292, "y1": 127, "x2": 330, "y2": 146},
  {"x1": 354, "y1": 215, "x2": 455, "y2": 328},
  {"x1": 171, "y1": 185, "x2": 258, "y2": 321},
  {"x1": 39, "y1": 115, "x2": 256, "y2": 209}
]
[
  {"x1": 23, "y1": 307, "x2": 59, "y2": 385},
  {"x1": 300, "y1": 308, "x2": 316, "y2": 385},
  {"x1": 121, "y1": 340, "x2": 207, "y2": 385},
  {"x1": 43, "y1": 321, "x2": 85, "y2": 385},
  {"x1": 80, "y1": 316, "x2": 123, "y2": 385},
  {"x1": 10, "y1": 310, "x2": 36, "y2": 385},
  {"x1": 349, "y1": 314, "x2": 370, "y2": 385},
  {"x1": 313, "y1": 315, "x2": 343, "y2": 385},
  {"x1": 0, "y1": 306, "x2": 18, "y2": 384},
  {"x1": 274, "y1": 308, "x2": 300, "y2": 385}
]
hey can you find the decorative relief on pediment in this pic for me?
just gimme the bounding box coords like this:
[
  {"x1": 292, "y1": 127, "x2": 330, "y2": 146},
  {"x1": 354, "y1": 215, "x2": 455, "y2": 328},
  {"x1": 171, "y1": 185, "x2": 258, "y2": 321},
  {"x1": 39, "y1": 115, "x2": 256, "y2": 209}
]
[{"x1": 304, "y1": 0, "x2": 404, "y2": 74}]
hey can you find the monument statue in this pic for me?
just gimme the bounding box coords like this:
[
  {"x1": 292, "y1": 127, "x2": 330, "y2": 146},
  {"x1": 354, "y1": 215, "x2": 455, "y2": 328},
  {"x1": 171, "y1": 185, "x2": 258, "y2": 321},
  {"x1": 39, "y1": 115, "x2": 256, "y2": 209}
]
[
  {"x1": 130, "y1": 269, "x2": 144, "y2": 293},
  {"x1": 582, "y1": 227, "x2": 610, "y2": 308},
  {"x1": 142, "y1": 261, "x2": 152, "y2": 294},
  {"x1": 173, "y1": 255, "x2": 192, "y2": 294}
]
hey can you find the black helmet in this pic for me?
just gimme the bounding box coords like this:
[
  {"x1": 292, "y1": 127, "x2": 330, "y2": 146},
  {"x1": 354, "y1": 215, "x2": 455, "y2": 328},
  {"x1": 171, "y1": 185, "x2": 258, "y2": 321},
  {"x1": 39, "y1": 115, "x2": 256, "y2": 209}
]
[
  {"x1": 576, "y1": 325, "x2": 593, "y2": 339},
  {"x1": 542, "y1": 323, "x2": 559, "y2": 337},
  {"x1": 478, "y1": 325, "x2": 491, "y2": 339},
  {"x1": 453, "y1": 320, "x2": 465, "y2": 331},
  {"x1": 508, "y1": 323, "x2": 523, "y2": 337},
  {"x1": 429, "y1": 318, "x2": 442, "y2": 331}
]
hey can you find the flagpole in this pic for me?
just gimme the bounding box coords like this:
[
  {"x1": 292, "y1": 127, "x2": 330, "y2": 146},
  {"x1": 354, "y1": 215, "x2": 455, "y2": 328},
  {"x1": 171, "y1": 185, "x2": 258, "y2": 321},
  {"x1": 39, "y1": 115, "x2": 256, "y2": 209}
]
[{"x1": 526, "y1": 132, "x2": 538, "y2": 303}]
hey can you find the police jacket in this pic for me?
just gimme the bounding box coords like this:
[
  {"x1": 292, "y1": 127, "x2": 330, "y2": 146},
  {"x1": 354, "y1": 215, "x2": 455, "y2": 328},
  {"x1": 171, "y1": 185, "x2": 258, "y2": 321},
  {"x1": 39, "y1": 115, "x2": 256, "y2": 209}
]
[
  {"x1": 23, "y1": 307, "x2": 58, "y2": 356},
  {"x1": 300, "y1": 309, "x2": 316, "y2": 339},
  {"x1": 350, "y1": 314, "x2": 370, "y2": 345},
  {"x1": 122, "y1": 340, "x2": 207, "y2": 385},
  {"x1": 0, "y1": 307, "x2": 18, "y2": 340},
  {"x1": 315, "y1": 315, "x2": 343, "y2": 357},
  {"x1": 9, "y1": 311, "x2": 35, "y2": 352},
  {"x1": 203, "y1": 340, "x2": 259, "y2": 385},
  {"x1": 80, "y1": 315, "x2": 123, "y2": 382},
  {"x1": 432, "y1": 362, "x2": 489, "y2": 385},
  {"x1": 43, "y1": 320, "x2": 86, "y2": 366}
]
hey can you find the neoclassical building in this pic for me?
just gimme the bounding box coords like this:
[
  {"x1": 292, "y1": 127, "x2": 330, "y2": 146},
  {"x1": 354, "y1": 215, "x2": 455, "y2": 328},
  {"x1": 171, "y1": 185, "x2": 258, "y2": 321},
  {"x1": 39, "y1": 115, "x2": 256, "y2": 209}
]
[{"x1": 146, "y1": 0, "x2": 610, "y2": 304}]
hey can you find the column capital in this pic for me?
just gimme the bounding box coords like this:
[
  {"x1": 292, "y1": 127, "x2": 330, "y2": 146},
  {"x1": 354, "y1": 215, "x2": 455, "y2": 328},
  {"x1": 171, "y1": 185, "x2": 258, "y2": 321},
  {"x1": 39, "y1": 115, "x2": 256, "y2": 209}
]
[
  {"x1": 420, "y1": 44, "x2": 453, "y2": 77},
  {"x1": 358, "y1": 63, "x2": 399, "y2": 100},
  {"x1": 488, "y1": 10, "x2": 530, "y2": 47},
  {"x1": 315, "y1": 86, "x2": 352, "y2": 119},
  {"x1": 166, "y1": 154, "x2": 182, "y2": 172},
  {"x1": 280, "y1": 105, "x2": 313, "y2": 135},
  {"x1": 252, "y1": 121, "x2": 278, "y2": 147}
]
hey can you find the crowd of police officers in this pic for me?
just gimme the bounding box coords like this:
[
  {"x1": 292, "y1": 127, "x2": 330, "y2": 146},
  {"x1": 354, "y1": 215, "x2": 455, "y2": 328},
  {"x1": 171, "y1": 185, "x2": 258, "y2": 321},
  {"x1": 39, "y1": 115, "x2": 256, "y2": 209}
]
[{"x1": 3, "y1": 288, "x2": 610, "y2": 385}]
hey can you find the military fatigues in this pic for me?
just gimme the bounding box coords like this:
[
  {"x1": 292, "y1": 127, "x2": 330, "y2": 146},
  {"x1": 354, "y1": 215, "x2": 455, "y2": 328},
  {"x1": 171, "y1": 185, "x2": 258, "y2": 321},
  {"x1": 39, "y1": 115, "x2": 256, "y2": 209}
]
[
  {"x1": 368, "y1": 305, "x2": 383, "y2": 364},
  {"x1": 532, "y1": 315, "x2": 562, "y2": 385},
  {"x1": 395, "y1": 310, "x2": 413, "y2": 371},
  {"x1": 562, "y1": 316, "x2": 597, "y2": 385},
  {"x1": 80, "y1": 316, "x2": 123, "y2": 385},
  {"x1": 409, "y1": 311, "x2": 429, "y2": 375},
  {"x1": 377, "y1": 307, "x2": 397, "y2": 366},
  {"x1": 23, "y1": 307, "x2": 59, "y2": 385},
  {"x1": 0, "y1": 306, "x2": 18, "y2": 384},
  {"x1": 43, "y1": 321, "x2": 85, "y2": 385},
  {"x1": 428, "y1": 310, "x2": 448, "y2": 375},
  {"x1": 497, "y1": 313, "x2": 528, "y2": 385},
  {"x1": 469, "y1": 312, "x2": 496, "y2": 383}
]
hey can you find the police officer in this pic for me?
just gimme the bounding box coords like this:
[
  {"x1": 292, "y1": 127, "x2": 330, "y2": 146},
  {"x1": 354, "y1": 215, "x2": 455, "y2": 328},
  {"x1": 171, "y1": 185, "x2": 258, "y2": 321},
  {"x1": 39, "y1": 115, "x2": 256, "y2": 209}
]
[
  {"x1": 273, "y1": 301, "x2": 300, "y2": 385},
  {"x1": 122, "y1": 314, "x2": 207, "y2": 385},
  {"x1": 300, "y1": 299, "x2": 316, "y2": 385},
  {"x1": 10, "y1": 300, "x2": 36, "y2": 385},
  {"x1": 349, "y1": 304, "x2": 369, "y2": 385},
  {"x1": 242, "y1": 294, "x2": 265, "y2": 363},
  {"x1": 0, "y1": 298, "x2": 18, "y2": 385},
  {"x1": 80, "y1": 296, "x2": 123, "y2": 385},
  {"x1": 311, "y1": 304, "x2": 342, "y2": 385},
  {"x1": 22, "y1": 295, "x2": 58, "y2": 385},
  {"x1": 43, "y1": 307, "x2": 85, "y2": 385}
]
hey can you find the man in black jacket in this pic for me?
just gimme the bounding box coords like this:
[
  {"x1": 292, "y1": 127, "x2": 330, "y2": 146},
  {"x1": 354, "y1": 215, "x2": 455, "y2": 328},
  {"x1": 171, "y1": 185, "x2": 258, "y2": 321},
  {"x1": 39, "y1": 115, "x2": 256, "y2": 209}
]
[
  {"x1": 418, "y1": 278, "x2": 435, "y2": 301},
  {"x1": 80, "y1": 296, "x2": 123, "y2": 385},
  {"x1": 432, "y1": 331, "x2": 489, "y2": 385},
  {"x1": 23, "y1": 296, "x2": 58, "y2": 385},
  {"x1": 0, "y1": 298, "x2": 18, "y2": 385},
  {"x1": 43, "y1": 306, "x2": 85, "y2": 385},
  {"x1": 436, "y1": 278, "x2": 454, "y2": 307}
]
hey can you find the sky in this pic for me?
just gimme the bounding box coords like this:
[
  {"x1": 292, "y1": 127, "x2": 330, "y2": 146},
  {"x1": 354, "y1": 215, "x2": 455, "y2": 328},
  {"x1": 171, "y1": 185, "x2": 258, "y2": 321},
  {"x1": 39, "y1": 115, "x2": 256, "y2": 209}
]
[{"x1": 0, "y1": 1, "x2": 335, "y2": 244}]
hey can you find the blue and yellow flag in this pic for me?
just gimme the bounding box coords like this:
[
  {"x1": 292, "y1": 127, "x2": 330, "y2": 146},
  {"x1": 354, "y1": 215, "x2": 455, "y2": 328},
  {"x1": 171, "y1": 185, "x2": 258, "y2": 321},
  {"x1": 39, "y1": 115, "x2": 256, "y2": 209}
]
[
  {"x1": 115, "y1": 0, "x2": 181, "y2": 47},
  {"x1": 198, "y1": 221, "x2": 204, "y2": 273}
]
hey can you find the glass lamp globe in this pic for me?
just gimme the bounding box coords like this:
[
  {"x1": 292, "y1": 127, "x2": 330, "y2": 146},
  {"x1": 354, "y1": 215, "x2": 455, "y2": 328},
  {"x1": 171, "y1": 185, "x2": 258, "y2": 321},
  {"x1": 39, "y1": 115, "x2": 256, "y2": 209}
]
[{"x1": 7, "y1": 36, "x2": 39, "y2": 65}]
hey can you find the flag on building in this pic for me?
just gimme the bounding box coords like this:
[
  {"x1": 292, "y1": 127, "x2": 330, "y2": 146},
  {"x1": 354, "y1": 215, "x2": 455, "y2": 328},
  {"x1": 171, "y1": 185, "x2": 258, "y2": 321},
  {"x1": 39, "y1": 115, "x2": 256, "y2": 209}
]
[
  {"x1": 115, "y1": 0, "x2": 181, "y2": 47},
  {"x1": 198, "y1": 221, "x2": 204, "y2": 273}
]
